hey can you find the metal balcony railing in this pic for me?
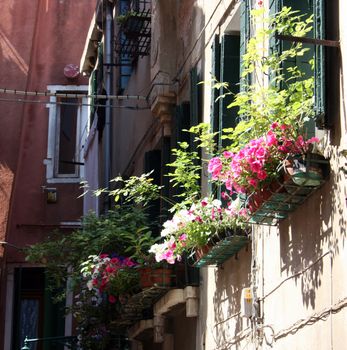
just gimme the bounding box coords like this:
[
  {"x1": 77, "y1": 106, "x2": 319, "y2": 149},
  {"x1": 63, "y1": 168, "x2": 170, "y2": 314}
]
[{"x1": 115, "y1": 0, "x2": 151, "y2": 62}]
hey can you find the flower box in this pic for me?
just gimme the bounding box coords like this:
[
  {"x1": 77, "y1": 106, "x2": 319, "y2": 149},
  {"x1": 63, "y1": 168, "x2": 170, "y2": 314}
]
[
  {"x1": 194, "y1": 230, "x2": 249, "y2": 267},
  {"x1": 139, "y1": 266, "x2": 173, "y2": 289},
  {"x1": 243, "y1": 154, "x2": 329, "y2": 225}
]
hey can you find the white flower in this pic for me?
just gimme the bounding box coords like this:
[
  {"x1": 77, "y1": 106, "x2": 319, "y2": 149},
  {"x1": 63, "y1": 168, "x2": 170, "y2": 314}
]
[
  {"x1": 212, "y1": 199, "x2": 222, "y2": 208},
  {"x1": 86, "y1": 280, "x2": 94, "y2": 291}
]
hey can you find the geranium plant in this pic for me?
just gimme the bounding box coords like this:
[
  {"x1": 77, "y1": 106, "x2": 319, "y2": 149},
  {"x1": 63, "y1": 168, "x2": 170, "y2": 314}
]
[
  {"x1": 80, "y1": 253, "x2": 139, "y2": 304},
  {"x1": 209, "y1": 122, "x2": 319, "y2": 195}
]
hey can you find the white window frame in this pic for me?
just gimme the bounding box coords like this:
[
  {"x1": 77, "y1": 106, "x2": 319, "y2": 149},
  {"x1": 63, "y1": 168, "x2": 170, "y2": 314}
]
[{"x1": 45, "y1": 85, "x2": 88, "y2": 183}]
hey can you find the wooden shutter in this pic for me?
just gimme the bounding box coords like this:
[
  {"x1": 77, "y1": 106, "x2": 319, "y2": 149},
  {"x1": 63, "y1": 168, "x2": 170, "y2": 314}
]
[
  {"x1": 175, "y1": 102, "x2": 191, "y2": 146},
  {"x1": 43, "y1": 274, "x2": 65, "y2": 350},
  {"x1": 219, "y1": 35, "x2": 241, "y2": 146},
  {"x1": 190, "y1": 66, "x2": 202, "y2": 151},
  {"x1": 313, "y1": 0, "x2": 325, "y2": 124},
  {"x1": 144, "y1": 150, "x2": 161, "y2": 230},
  {"x1": 210, "y1": 35, "x2": 221, "y2": 137},
  {"x1": 240, "y1": 0, "x2": 251, "y2": 88}
]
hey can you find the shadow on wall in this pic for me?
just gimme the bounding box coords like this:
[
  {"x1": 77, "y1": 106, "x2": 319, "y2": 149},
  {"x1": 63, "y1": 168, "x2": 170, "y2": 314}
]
[
  {"x1": 211, "y1": 245, "x2": 252, "y2": 350},
  {"x1": 279, "y1": 157, "x2": 346, "y2": 309}
]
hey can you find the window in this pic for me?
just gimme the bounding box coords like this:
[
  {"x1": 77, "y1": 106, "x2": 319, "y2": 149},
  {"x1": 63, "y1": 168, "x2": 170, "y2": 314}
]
[
  {"x1": 11, "y1": 268, "x2": 65, "y2": 350},
  {"x1": 46, "y1": 85, "x2": 88, "y2": 183},
  {"x1": 270, "y1": 0, "x2": 330, "y2": 132},
  {"x1": 210, "y1": 3, "x2": 243, "y2": 149},
  {"x1": 209, "y1": 5, "x2": 243, "y2": 197}
]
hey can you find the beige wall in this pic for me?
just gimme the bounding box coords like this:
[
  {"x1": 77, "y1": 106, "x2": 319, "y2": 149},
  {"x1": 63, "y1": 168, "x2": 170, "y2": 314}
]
[
  {"x1": 113, "y1": 55, "x2": 154, "y2": 177},
  {"x1": 111, "y1": 0, "x2": 347, "y2": 349},
  {"x1": 183, "y1": 0, "x2": 347, "y2": 349}
]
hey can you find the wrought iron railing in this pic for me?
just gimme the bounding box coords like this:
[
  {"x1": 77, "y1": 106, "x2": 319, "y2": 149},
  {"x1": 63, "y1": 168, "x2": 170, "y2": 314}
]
[{"x1": 115, "y1": 0, "x2": 151, "y2": 61}]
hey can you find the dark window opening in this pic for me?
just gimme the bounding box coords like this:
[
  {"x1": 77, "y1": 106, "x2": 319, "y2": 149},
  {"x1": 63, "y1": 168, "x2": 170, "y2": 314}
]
[{"x1": 57, "y1": 97, "x2": 78, "y2": 175}]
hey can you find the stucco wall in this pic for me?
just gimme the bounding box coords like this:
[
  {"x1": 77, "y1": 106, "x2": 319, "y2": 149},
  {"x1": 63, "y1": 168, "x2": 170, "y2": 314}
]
[
  {"x1": 181, "y1": 0, "x2": 347, "y2": 349},
  {"x1": 108, "y1": 0, "x2": 346, "y2": 348},
  {"x1": 0, "y1": 1, "x2": 96, "y2": 348}
]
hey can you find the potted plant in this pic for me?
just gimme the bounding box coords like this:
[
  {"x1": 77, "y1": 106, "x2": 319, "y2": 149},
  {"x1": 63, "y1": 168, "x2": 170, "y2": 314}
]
[
  {"x1": 149, "y1": 197, "x2": 249, "y2": 266},
  {"x1": 80, "y1": 253, "x2": 140, "y2": 304}
]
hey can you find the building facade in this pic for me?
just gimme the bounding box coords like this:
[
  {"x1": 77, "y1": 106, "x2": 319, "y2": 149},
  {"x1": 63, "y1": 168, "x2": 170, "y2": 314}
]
[
  {"x1": 0, "y1": 1, "x2": 96, "y2": 349},
  {"x1": 81, "y1": 0, "x2": 347, "y2": 349}
]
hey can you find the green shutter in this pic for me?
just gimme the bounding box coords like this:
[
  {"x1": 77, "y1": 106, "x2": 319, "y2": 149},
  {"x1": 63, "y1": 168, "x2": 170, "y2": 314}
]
[
  {"x1": 240, "y1": 0, "x2": 251, "y2": 88},
  {"x1": 240, "y1": 0, "x2": 251, "y2": 59},
  {"x1": 271, "y1": 0, "x2": 325, "y2": 136},
  {"x1": 190, "y1": 67, "x2": 200, "y2": 150},
  {"x1": 210, "y1": 35, "x2": 221, "y2": 136},
  {"x1": 219, "y1": 35, "x2": 240, "y2": 147},
  {"x1": 209, "y1": 36, "x2": 221, "y2": 196},
  {"x1": 43, "y1": 274, "x2": 65, "y2": 350},
  {"x1": 284, "y1": 0, "x2": 315, "y2": 138},
  {"x1": 144, "y1": 150, "x2": 161, "y2": 232},
  {"x1": 161, "y1": 136, "x2": 171, "y2": 216},
  {"x1": 175, "y1": 102, "x2": 191, "y2": 146},
  {"x1": 314, "y1": 0, "x2": 325, "y2": 125}
]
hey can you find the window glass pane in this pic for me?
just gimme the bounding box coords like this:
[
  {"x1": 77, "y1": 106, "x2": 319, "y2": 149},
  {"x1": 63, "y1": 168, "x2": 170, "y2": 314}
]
[
  {"x1": 58, "y1": 97, "x2": 78, "y2": 174},
  {"x1": 19, "y1": 299, "x2": 39, "y2": 350}
]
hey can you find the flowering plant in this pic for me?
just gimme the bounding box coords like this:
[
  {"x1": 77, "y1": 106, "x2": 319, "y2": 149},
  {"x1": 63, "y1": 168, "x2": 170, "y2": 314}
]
[
  {"x1": 80, "y1": 253, "x2": 139, "y2": 304},
  {"x1": 208, "y1": 123, "x2": 319, "y2": 195},
  {"x1": 149, "y1": 197, "x2": 248, "y2": 264}
]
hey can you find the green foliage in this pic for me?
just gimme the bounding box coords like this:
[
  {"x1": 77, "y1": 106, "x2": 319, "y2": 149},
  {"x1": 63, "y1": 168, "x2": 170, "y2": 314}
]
[
  {"x1": 220, "y1": 7, "x2": 315, "y2": 151},
  {"x1": 109, "y1": 172, "x2": 162, "y2": 206},
  {"x1": 186, "y1": 123, "x2": 218, "y2": 155},
  {"x1": 167, "y1": 142, "x2": 201, "y2": 209},
  {"x1": 25, "y1": 205, "x2": 155, "y2": 296},
  {"x1": 165, "y1": 123, "x2": 218, "y2": 211}
]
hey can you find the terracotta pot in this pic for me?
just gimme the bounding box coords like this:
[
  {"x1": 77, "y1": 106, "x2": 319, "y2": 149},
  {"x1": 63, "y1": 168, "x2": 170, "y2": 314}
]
[
  {"x1": 139, "y1": 267, "x2": 153, "y2": 289},
  {"x1": 248, "y1": 180, "x2": 282, "y2": 213},
  {"x1": 151, "y1": 268, "x2": 172, "y2": 287},
  {"x1": 139, "y1": 267, "x2": 172, "y2": 289},
  {"x1": 195, "y1": 244, "x2": 212, "y2": 261}
]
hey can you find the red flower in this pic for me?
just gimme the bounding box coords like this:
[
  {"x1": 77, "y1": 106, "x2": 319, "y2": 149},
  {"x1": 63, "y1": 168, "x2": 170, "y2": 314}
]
[{"x1": 108, "y1": 295, "x2": 117, "y2": 303}]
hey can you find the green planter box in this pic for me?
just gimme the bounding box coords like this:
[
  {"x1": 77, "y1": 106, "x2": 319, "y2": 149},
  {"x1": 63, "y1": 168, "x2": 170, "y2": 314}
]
[{"x1": 195, "y1": 234, "x2": 249, "y2": 267}]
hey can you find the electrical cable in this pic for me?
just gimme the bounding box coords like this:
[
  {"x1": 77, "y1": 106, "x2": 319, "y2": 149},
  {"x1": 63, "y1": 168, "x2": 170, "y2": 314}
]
[
  {"x1": 0, "y1": 97, "x2": 149, "y2": 110},
  {"x1": 0, "y1": 87, "x2": 146, "y2": 100},
  {"x1": 260, "y1": 250, "x2": 331, "y2": 301},
  {"x1": 260, "y1": 296, "x2": 347, "y2": 345}
]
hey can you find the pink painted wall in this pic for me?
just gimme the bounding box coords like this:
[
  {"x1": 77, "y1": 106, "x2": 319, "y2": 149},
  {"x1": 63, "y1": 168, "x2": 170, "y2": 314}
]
[{"x1": 0, "y1": 0, "x2": 96, "y2": 346}]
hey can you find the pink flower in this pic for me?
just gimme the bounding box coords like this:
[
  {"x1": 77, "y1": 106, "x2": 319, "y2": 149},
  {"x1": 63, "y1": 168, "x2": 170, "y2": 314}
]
[
  {"x1": 266, "y1": 131, "x2": 278, "y2": 147},
  {"x1": 179, "y1": 234, "x2": 187, "y2": 241},
  {"x1": 108, "y1": 295, "x2": 117, "y2": 303},
  {"x1": 208, "y1": 157, "x2": 223, "y2": 179},
  {"x1": 270, "y1": 122, "x2": 279, "y2": 129},
  {"x1": 162, "y1": 250, "x2": 176, "y2": 264},
  {"x1": 201, "y1": 199, "x2": 208, "y2": 207},
  {"x1": 307, "y1": 137, "x2": 320, "y2": 144},
  {"x1": 195, "y1": 216, "x2": 203, "y2": 223},
  {"x1": 248, "y1": 178, "x2": 258, "y2": 188},
  {"x1": 223, "y1": 151, "x2": 233, "y2": 159},
  {"x1": 257, "y1": 170, "x2": 267, "y2": 180}
]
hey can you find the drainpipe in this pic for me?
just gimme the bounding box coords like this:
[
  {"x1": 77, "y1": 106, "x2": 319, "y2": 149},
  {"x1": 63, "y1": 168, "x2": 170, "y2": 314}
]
[{"x1": 103, "y1": 0, "x2": 114, "y2": 211}]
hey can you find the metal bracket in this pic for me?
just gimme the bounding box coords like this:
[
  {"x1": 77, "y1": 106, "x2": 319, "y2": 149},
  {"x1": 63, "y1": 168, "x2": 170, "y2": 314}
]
[{"x1": 276, "y1": 34, "x2": 340, "y2": 48}]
